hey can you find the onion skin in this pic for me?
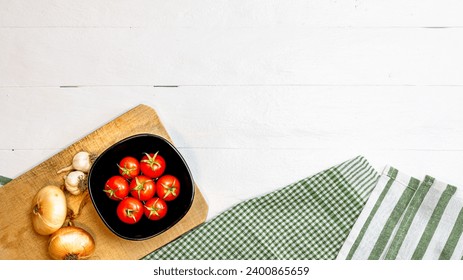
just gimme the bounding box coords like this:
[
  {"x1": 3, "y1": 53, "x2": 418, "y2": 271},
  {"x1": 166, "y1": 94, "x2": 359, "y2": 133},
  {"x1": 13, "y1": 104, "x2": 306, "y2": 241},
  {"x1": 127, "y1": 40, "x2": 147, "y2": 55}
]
[
  {"x1": 48, "y1": 226, "x2": 95, "y2": 260},
  {"x1": 32, "y1": 185, "x2": 67, "y2": 235}
]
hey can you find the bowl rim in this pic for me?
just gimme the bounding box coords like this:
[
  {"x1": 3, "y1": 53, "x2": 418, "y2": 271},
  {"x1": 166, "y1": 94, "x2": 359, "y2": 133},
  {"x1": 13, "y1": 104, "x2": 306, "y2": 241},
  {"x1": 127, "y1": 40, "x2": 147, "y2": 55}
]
[{"x1": 87, "y1": 133, "x2": 195, "y2": 241}]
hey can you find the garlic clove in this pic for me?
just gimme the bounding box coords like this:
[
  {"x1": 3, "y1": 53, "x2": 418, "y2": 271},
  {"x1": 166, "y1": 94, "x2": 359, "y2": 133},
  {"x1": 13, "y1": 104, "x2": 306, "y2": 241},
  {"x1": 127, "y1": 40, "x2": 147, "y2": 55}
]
[{"x1": 64, "y1": 170, "x2": 88, "y2": 195}]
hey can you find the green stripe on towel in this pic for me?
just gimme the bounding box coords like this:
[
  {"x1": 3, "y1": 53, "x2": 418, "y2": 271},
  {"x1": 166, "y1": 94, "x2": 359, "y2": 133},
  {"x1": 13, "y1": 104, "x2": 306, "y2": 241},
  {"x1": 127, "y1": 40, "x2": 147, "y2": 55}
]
[
  {"x1": 412, "y1": 185, "x2": 457, "y2": 259},
  {"x1": 368, "y1": 177, "x2": 420, "y2": 259},
  {"x1": 439, "y1": 207, "x2": 463, "y2": 260},
  {"x1": 385, "y1": 176, "x2": 435, "y2": 259}
]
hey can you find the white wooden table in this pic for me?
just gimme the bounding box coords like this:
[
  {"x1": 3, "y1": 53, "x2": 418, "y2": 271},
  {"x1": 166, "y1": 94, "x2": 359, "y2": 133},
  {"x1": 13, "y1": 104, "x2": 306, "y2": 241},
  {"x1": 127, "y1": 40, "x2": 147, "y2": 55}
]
[{"x1": 1, "y1": 1, "x2": 463, "y2": 220}]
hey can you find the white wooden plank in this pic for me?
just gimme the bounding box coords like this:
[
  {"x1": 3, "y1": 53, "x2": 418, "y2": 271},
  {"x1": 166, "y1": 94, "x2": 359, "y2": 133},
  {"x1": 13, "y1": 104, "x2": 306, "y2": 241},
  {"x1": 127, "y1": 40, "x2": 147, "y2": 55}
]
[
  {"x1": 1, "y1": 0, "x2": 463, "y2": 28},
  {"x1": 157, "y1": 84, "x2": 463, "y2": 198},
  {"x1": 153, "y1": 86, "x2": 463, "y2": 152},
  {"x1": 1, "y1": 86, "x2": 462, "y2": 152},
  {"x1": 1, "y1": 28, "x2": 463, "y2": 86},
  {"x1": 0, "y1": 88, "x2": 154, "y2": 149}
]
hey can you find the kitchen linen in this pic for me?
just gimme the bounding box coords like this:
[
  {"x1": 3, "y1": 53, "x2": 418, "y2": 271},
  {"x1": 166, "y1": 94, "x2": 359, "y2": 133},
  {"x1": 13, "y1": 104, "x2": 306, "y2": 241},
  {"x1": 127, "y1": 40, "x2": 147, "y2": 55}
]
[
  {"x1": 337, "y1": 166, "x2": 463, "y2": 260},
  {"x1": 144, "y1": 156, "x2": 378, "y2": 259}
]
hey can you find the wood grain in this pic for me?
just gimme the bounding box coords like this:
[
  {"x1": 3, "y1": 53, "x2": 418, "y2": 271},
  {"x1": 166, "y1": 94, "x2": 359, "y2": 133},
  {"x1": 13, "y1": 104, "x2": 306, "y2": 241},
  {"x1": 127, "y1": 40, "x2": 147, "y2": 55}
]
[{"x1": 0, "y1": 104, "x2": 208, "y2": 260}]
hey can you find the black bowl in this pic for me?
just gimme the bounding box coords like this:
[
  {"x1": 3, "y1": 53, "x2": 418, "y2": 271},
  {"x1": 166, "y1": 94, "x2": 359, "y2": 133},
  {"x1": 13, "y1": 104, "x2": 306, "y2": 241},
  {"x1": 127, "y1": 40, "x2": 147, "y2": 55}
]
[{"x1": 88, "y1": 133, "x2": 195, "y2": 241}]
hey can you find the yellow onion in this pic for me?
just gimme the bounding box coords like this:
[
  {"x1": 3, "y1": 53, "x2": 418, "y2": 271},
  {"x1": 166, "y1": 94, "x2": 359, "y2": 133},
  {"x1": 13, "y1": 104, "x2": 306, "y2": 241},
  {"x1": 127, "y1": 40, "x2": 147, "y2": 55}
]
[
  {"x1": 32, "y1": 185, "x2": 67, "y2": 235},
  {"x1": 48, "y1": 225, "x2": 95, "y2": 260}
]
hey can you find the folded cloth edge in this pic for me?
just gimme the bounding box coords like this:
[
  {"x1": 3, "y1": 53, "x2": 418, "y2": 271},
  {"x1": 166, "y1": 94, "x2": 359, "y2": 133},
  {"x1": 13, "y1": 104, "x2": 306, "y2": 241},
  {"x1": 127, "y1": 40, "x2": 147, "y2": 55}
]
[{"x1": 0, "y1": 175, "x2": 12, "y2": 186}]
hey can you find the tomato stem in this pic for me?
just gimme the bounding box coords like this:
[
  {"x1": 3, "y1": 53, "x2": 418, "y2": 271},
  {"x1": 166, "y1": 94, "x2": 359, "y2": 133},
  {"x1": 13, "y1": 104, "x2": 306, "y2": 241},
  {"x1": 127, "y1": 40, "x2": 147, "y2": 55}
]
[
  {"x1": 117, "y1": 163, "x2": 137, "y2": 177},
  {"x1": 132, "y1": 177, "x2": 150, "y2": 199},
  {"x1": 103, "y1": 188, "x2": 121, "y2": 200},
  {"x1": 141, "y1": 152, "x2": 161, "y2": 171},
  {"x1": 144, "y1": 199, "x2": 162, "y2": 219},
  {"x1": 161, "y1": 181, "x2": 178, "y2": 199},
  {"x1": 124, "y1": 208, "x2": 138, "y2": 222}
]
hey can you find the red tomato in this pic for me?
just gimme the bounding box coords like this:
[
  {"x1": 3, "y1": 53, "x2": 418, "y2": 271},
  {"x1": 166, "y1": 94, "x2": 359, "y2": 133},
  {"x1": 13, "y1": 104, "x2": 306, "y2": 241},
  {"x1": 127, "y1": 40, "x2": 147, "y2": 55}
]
[
  {"x1": 117, "y1": 156, "x2": 140, "y2": 179},
  {"x1": 140, "y1": 152, "x2": 166, "y2": 179},
  {"x1": 103, "y1": 175, "x2": 129, "y2": 201},
  {"x1": 144, "y1": 197, "x2": 168, "y2": 221},
  {"x1": 156, "y1": 174, "x2": 180, "y2": 201},
  {"x1": 129, "y1": 175, "x2": 155, "y2": 201},
  {"x1": 116, "y1": 197, "x2": 144, "y2": 224}
]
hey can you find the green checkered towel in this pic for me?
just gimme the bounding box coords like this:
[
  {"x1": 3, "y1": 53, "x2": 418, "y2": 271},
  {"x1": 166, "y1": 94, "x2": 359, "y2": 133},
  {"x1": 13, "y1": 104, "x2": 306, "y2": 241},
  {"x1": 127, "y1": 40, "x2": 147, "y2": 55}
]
[
  {"x1": 144, "y1": 156, "x2": 379, "y2": 259},
  {"x1": 1, "y1": 156, "x2": 379, "y2": 260},
  {"x1": 337, "y1": 166, "x2": 463, "y2": 260}
]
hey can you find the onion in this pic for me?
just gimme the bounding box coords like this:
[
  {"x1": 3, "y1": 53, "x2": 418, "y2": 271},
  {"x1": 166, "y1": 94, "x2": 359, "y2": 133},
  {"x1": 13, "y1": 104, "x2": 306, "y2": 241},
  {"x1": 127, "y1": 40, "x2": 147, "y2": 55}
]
[
  {"x1": 57, "y1": 151, "x2": 94, "y2": 174},
  {"x1": 48, "y1": 225, "x2": 95, "y2": 260},
  {"x1": 32, "y1": 185, "x2": 67, "y2": 235},
  {"x1": 64, "y1": 170, "x2": 87, "y2": 195}
]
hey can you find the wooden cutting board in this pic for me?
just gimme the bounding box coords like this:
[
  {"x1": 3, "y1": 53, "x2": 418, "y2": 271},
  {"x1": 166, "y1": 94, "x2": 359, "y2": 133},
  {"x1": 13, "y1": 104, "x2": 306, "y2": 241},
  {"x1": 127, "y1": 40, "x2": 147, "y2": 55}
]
[{"x1": 0, "y1": 104, "x2": 208, "y2": 260}]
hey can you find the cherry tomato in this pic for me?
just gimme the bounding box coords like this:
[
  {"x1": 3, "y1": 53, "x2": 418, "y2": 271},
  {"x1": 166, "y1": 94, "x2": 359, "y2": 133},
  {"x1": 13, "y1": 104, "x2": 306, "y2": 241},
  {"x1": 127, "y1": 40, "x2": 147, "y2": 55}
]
[
  {"x1": 144, "y1": 197, "x2": 168, "y2": 221},
  {"x1": 117, "y1": 156, "x2": 140, "y2": 180},
  {"x1": 116, "y1": 197, "x2": 144, "y2": 224},
  {"x1": 129, "y1": 175, "x2": 156, "y2": 201},
  {"x1": 156, "y1": 174, "x2": 180, "y2": 201},
  {"x1": 103, "y1": 175, "x2": 129, "y2": 201},
  {"x1": 140, "y1": 152, "x2": 166, "y2": 179}
]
